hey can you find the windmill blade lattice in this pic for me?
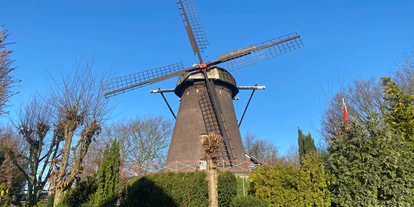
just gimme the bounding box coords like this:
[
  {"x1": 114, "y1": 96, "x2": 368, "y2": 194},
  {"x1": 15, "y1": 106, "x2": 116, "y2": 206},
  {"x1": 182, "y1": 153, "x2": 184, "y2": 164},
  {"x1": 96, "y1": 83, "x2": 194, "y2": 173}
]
[
  {"x1": 104, "y1": 62, "x2": 185, "y2": 97},
  {"x1": 178, "y1": 0, "x2": 209, "y2": 62},
  {"x1": 217, "y1": 32, "x2": 303, "y2": 72}
]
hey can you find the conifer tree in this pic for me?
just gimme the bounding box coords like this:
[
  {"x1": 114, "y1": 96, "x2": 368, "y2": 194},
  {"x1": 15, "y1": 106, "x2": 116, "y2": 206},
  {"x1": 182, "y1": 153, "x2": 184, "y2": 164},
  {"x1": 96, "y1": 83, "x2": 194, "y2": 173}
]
[
  {"x1": 92, "y1": 139, "x2": 121, "y2": 207},
  {"x1": 297, "y1": 129, "x2": 330, "y2": 206},
  {"x1": 297, "y1": 128, "x2": 317, "y2": 162},
  {"x1": 297, "y1": 152, "x2": 331, "y2": 207},
  {"x1": 382, "y1": 77, "x2": 414, "y2": 142},
  {"x1": 328, "y1": 115, "x2": 414, "y2": 206}
]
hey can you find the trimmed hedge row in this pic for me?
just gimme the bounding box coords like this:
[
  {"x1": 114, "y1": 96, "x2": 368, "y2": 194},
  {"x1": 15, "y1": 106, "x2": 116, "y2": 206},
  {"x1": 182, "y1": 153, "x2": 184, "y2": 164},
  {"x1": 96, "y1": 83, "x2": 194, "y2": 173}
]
[
  {"x1": 125, "y1": 171, "x2": 238, "y2": 207},
  {"x1": 230, "y1": 196, "x2": 268, "y2": 207}
]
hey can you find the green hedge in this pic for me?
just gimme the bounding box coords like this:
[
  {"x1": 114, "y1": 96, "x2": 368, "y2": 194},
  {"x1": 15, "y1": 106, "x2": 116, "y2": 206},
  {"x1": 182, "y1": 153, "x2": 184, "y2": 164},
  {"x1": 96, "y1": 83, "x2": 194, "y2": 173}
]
[
  {"x1": 218, "y1": 171, "x2": 237, "y2": 207},
  {"x1": 125, "y1": 172, "x2": 208, "y2": 207},
  {"x1": 230, "y1": 196, "x2": 268, "y2": 207},
  {"x1": 125, "y1": 171, "x2": 239, "y2": 207}
]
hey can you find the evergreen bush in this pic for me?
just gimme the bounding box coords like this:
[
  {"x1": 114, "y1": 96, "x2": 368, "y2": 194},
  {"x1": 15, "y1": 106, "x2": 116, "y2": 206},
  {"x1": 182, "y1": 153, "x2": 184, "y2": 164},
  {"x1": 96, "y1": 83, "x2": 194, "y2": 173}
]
[
  {"x1": 58, "y1": 176, "x2": 97, "y2": 207},
  {"x1": 230, "y1": 196, "x2": 268, "y2": 207},
  {"x1": 218, "y1": 171, "x2": 237, "y2": 207},
  {"x1": 125, "y1": 171, "x2": 241, "y2": 207},
  {"x1": 125, "y1": 171, "x2": 208, "y2": 207}
]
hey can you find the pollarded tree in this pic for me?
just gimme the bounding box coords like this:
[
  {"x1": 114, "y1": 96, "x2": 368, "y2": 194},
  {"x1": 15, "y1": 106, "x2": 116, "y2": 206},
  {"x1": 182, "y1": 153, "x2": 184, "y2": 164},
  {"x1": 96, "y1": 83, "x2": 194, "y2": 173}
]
[
  {"x1": 49, "y1": 60, "x2": 112, "y2": 206},
  {"x1": 7, "y1": 96, "x2": 61, "y2": 206},
  {"x1": 200, "y1": 133, "x2": 223, "y2": 207}
]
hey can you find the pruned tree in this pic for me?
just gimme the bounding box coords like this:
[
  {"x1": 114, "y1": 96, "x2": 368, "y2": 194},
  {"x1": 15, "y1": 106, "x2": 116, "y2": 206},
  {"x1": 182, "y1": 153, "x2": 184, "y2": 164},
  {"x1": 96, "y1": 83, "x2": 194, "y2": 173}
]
[
  {"x1": 6, "y1": 96, "x2": 61, "y2": 206},
  {"x1": 243, "y1": 132, "x2": 278, "y2": 165},
  {"x1": 48, "y1": 60, "x2": 112, "y2": 206},
  {"x1": 200, "y1": 133, "x2": 222, "y2": 207},
  {"x1": 78, "y1": 136, "x2": 105, "y2": 180}
]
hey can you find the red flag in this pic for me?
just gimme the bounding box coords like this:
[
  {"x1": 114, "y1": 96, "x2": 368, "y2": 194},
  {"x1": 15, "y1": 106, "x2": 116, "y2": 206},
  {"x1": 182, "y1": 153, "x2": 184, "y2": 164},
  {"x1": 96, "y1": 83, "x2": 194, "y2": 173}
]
[{"x1": 343, "y1": 98, "x2": 349, "y2": 122}]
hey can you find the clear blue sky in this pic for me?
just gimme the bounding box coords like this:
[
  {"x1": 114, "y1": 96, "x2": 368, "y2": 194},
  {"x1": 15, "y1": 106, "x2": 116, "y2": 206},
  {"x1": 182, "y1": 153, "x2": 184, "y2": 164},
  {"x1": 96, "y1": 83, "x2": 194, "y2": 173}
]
[{"x1": 1, "y1": 0, "x2": 413, "y2": 155}]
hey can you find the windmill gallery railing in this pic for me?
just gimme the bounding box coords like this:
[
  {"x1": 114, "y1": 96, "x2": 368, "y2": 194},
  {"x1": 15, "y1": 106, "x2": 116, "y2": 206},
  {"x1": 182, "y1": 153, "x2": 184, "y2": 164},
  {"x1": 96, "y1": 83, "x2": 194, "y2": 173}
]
[{"x1": 126, "y1": 160, "x2": 263, "y2": 176}]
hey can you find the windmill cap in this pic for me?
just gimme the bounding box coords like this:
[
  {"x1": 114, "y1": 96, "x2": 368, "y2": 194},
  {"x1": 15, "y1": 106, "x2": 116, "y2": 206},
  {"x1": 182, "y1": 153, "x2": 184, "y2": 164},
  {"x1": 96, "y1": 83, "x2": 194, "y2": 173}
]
[{"x1": 174, "y1": 66, "x2": 239, "y2": 97}]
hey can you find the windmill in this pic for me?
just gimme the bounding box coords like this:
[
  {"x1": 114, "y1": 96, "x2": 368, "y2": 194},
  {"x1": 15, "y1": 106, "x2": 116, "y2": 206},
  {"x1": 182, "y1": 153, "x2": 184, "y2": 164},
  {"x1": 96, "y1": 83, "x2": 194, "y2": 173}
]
[{"x1": 104, "y1": 0, "x2": 303, "y2": 172}]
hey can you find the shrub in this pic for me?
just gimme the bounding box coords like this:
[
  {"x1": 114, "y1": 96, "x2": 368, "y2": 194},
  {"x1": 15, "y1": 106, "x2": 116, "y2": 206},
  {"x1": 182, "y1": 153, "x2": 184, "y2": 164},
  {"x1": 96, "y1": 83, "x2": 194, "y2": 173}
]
[
  {"x1": 125, "y1": 171, "x2": 208, "y2": 207},
  {"x1": 218, "y1": 171, "x2": 237, "y2": 207},
  {"x1": 46, "y1": 194, "x2": 54, "y2": 207},
  {"x1": 125, "y1": 171, "x2": 240, "y2": 207},
  {"x1": 230, "y1": 196, "x2": 268, "y2": 207},
  {"x1": 58, "y1": 176, "x2": 97, "y2": 207}
]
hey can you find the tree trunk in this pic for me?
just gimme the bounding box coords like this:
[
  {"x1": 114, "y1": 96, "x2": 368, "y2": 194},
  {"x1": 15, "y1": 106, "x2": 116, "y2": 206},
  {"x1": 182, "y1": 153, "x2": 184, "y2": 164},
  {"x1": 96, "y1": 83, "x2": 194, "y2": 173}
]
[
  {"x1": 206, "y1": 159, "x2": 218, "y2": 207},
  {"x1": 53, "y1": 189, "x2": 66, "y2": 206}
]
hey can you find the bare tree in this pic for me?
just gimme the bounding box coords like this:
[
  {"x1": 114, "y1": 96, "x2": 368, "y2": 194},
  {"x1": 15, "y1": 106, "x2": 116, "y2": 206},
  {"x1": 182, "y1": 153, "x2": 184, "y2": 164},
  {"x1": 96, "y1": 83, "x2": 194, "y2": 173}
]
[
  {"x1": 281, "y1": 144, "x2": 300, "y2": 166},
  {"x1": 393, "y1": 49, "x2": 414, "y2": 95},
  {"x1": 243, "y1": 132, "x2": 279, "y2": 165},
  {"x1": 6, "y1": 96, "x2": 61, "y2": 206},
  {"x1": 77, "y1": 136, "x2": 106, "y2": 180},
  {"x1": 47, "y1": 60, "x2": 112, "y2": 206},
  {"x1": 0, "y1": 25, "x2": 19, "y2": 115},
  {"x1": 0, "y1": 126, "x2": 26, "y2": 202},
  {"x1": 103, "y1": 115, "x2": 173, "y2": 178},
  {"x1": 321, "y1": 78, "x2": 386, "y2": 141},
  {"x1": 321, "y1": 50, "x2": 414, "y2": 142}
]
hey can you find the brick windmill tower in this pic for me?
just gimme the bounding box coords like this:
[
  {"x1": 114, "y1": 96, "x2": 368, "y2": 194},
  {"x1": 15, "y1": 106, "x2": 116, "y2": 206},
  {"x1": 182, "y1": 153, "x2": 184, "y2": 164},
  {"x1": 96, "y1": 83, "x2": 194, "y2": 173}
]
[{"x1": 104, "y1": 0, "x2": 303, "y2": 173}]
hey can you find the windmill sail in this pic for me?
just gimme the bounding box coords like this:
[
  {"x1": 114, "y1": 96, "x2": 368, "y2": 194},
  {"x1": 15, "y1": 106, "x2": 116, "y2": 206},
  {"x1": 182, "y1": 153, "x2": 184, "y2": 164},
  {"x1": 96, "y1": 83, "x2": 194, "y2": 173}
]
[
  {"x1": 104, "y1": 62, "x2": 186, "y2": 97},
  {"x1": 178, "y1": 0, "x2": 209, "y2": 63},
  {"x1": 216, "y1": 32, "x2": 303, "y2": 72}
]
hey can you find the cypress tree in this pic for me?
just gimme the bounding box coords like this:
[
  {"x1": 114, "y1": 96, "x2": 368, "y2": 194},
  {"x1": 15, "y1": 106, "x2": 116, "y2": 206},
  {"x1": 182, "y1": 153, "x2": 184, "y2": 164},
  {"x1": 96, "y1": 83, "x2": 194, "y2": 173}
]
[
  {"x1": 92, "y1": 139, "x2": 121, "y2": 207},
  {"x1": 298, "y1": 128, "x2": 317, "y2": 162},
  {"x1": 297, "y1": 129, "x2": 330, "y2": 206}
]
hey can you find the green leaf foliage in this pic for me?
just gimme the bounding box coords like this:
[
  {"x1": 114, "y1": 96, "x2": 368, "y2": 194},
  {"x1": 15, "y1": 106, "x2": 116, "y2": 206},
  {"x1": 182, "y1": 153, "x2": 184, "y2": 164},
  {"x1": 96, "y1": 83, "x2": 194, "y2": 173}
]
[
  {"x1": 248, "y1": 152, "x2": 331, "y2": 207},
  {"x1": 91, "y1": 139, "x2": 121, "y2": 207},
  {"x1": 236, "y1": 176, "x2": 249, "y2": 197},
  {"x1": 298, "y1": 153, "x2": 331, "y2": 207},
  {"x1": 46, "y1": 194, "x2": 54, "y2": 207},
  {"x1": 248, "y1": 164, "x2": 299, "y2": 206},
  {"x1": 125, "y1": 171, "x2": 208, "y2": 207},
  {"x1": 58, "y1": 176, "x2": 97, "y2": 207},
  {"x1": 218, "y1": 171, "x2": 237, "y2": 207},
  {"x1": 298, "y1": 128, "x2": 317, "y2": 162},
  {"x1": 230, "y1": 195, "x2": 268, "y2": 207},
  {"x1": 382, "y1": 77, "x2": 414, "y2": 142},
  {"x1": 328, "y1": 117, "x2": 414, "y2": 206},
  {"x1": 125, "y1": 171, "x2": 242, "y2": 207}
]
